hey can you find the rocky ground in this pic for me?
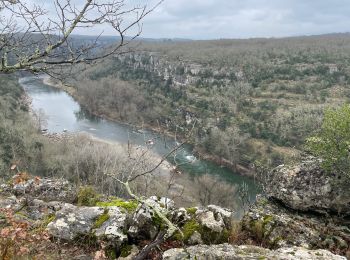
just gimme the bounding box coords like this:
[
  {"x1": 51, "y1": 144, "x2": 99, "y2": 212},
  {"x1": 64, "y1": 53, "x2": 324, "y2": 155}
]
[{"x1": 0, "y1": 157, "x2": 349, "y2": 259}]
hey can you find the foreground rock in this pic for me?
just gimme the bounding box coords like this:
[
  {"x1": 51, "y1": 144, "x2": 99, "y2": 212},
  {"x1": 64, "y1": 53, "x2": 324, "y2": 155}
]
[
  {"x1": 47, "y1": 204, "x2": 127, "y2": 247},
  {"x1": 265, "y1": 157, "x2": 350, "y2": 216},
  {"x1": 163, "y1": 244, "x2": 346, "y2": 260},
  {"x1": 1, "y1": 175, "x2": 77, "y2": 203},
  {"x1": 1, "y1": 173, "x2": 347, "y2": 259},
  {"x1": 128, "y1": 196, "x2": 175, "y2": 240},
  {"x1": 242, "y1": 196, "x2": 350, "y2": 256}
]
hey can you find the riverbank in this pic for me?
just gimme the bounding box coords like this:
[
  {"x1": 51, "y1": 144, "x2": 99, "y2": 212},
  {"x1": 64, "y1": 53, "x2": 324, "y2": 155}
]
[
  {"x1": 42, "y1": 75, "x2": 256, "y2": 178},
  {"x1": 23, "y1": 75, "x2": 173, "y2": 180},
  {"x1": 20, "y1": 75, "x2": 259, "y2": 210}
]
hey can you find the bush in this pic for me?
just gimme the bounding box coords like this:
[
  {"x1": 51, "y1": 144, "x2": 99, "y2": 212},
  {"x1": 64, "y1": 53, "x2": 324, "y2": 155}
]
[
  {"x1": 306, "y1": 104, "x2": 350, "y2": 181},
  {"x1": 77, "y1": 186, "x2": 100, "y2": 206}
]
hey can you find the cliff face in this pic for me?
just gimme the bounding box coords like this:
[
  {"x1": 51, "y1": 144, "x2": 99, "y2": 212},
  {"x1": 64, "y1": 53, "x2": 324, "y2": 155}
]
[
  {"x1": 0, "y1": 158, "x2": 349, "y2": 259},
  {"x1": 265, "y1": 157, "x2": 350, "y2": 216},
  {"x1": 241, "y1": 158, "x2": 350, "y2": 258},
  {"x1": 116, "y1": 52, "x2": 240, "y2": 91}
]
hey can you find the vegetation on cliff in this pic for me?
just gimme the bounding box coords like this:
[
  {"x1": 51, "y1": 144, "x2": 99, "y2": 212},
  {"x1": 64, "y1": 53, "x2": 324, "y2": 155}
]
[{"x1": 306, "y1": 104, "x2": 350, "y2": 181}]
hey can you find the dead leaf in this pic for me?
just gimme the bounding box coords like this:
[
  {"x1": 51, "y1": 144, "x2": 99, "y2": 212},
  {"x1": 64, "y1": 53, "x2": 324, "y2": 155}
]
[
  {"x1": 18, "y1": 246, "x2": 30, "y2": 256},
  {"x1": 0, "y1": 227, "x2": 10, "y2": 237},
  {"x1": 94, "y1": 250, "x2": 107, "y2": 260},
  {"x1": 34, "y1": 176, "x2": 41, "y2": 185}
]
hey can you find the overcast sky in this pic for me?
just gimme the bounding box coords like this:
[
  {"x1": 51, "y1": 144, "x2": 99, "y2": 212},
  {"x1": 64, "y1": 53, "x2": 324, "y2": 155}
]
[
  {"x1": 140, "y1": 0, "x2": 350, "y2": 39},
  {"x1": 18, "y1": 0, "x2": 350, "y2": 39}
]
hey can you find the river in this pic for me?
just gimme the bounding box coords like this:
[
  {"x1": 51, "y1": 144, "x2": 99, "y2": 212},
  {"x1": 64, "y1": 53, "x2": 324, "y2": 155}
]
[{"x1": 19, "y1": 75, "x2": 259, "y2": 209}]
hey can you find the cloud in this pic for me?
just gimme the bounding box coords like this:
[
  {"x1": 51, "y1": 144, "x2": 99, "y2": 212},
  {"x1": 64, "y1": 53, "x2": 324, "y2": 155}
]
[
  {"x1": 5, "y1": 0, "x2": 350, "y2": 39},
  {"x1": 140, "y1": 0, "x2": 350, "y2": 39}
]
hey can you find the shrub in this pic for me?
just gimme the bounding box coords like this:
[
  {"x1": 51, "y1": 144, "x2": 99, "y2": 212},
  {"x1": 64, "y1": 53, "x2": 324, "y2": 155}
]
[
  {"x1": 77, "y1": 186, "x2": 100, "y2": 206},
  {"x1": 306, "y1": 104, "x2": 350, "y2": 181}
]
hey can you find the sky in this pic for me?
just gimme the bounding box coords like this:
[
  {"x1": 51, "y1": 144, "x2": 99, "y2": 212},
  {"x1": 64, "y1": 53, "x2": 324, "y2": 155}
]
[{"x1": 10, "y1": 0, "x2": 350, "y2": 39}]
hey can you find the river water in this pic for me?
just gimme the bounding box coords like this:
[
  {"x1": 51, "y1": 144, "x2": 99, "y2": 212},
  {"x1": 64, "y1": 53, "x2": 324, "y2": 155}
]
[{"x1": 20, "y1": 76, "x2": 259, "y2": 207}]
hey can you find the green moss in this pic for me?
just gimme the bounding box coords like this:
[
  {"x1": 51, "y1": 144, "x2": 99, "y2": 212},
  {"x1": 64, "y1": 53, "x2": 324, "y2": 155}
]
[
  {"x1": 263, "y1": 215, "x2": 274, "y2": 225},
  {"x1": 259, "y1": 198, "x2": 269, "y2": 206},
  {"x1": 105, "y1": 247, "x2": 117, "y2": 259},
  {"x1": 152, "y1": 213, "x2": 162, "y2": 226},
  {"x1": 120, "y1": 244, "x2": 133, "y2": 257},
  {"x1": 269, "y1": 236, "x2": 283, "y2": 248},
  {"x1": 258, "y1": 256, "x2": 267, "y2": 260},
  {"x1": 93, "y1": 209, "x2": 110, "y2": 229},
  {"x1": 186, "y1": 207, "x2": 198, "y2": 215},
  {"x1": 182, "y1": 219, "x2": 201, "y2": 241},
  {"x1": 200, "y1": 226, "x2": 229, "y2": 244},
  {"x1": 221, "y1": 228, "x2": 230, "y2": 242},
  {"x1": 250, "y1": 220, "x2": 265, "y2": 241},
  {"x1": 78, "y1": 186, "x2": 100, "y2": 206},
  {"x1": 43, "y1": 214, "x2": 56, "y2": 226},
  {"x1": 32, "y1": 213, "x2": 56, "y2": 232},
  {"x1": 173, "y1": 219, "x2": 200, "y2": 242},
  {"x1": 15, "y1": 211, "x2": 29, "y2": 219},
  {"x1": 96, "y1": 199, "x2": 138, "y2": 213},
  {"x1": 173, "y1": 219, "x2": 229, "y2": 244},
  {"x1": 75, "y1": 233, "x2": 98, "y2": 248},
  {"x1": 248, "y1": 214, "x2": 279, "y2": 247},
  {"x1": 151, "y1": 212, "x2": 168, "y2": 230}
]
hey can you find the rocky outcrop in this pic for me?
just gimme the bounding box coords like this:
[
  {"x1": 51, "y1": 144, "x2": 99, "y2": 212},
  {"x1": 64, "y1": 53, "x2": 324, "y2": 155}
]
[
  {"x1": 1, "y1": 176, "x2": 77, "y2": 203},
  {"x1": 265, "y1": 157, "x2": 350, "y2": 216},
  {"x1": 196, "y1": 209, "x2": 226, "y2": 233},
  {"x1": 0, "y1": 174, "x2": 235, "y2": 254},
  {"x1": 163, "y1": 244, "x2": 346, "y2": 260},
  {"x1": 1, "y1": 170, "x2": 348, "y2": 259},
  {"x1": 242, "y1": 197, "x2": 350, "y2": 254}
]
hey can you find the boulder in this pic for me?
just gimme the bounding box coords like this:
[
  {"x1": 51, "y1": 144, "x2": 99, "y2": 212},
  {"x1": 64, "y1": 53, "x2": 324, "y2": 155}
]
[
  {"x1": 265, "y1": 157, "x2": 350, "y2": 215},
  {"x1": 188, "y1": 231, "x2": 203, "y2": 245},
  {"x1": 171, "y1": 207, "x2": 191, "y2": 224},
  {"x1": 196, "y1": 210, "x2": 225, "y2": 233},
  {"x1": 0, "y1": 194, "x2": 21, "y2": 210},
  {"x1": 47, "y1": 203, "x2": 104, "y2": 240},
  {"x1": 24, "y1": 199, "x2": 64, "y2": 220},
  {"x1": 128, "y1": 196, "x2": 174, "y2": 240},
  {"x1": 242, "y1": 197, "x2": 350, "y2": 255},
  {"x1": 0, "y1": 194, "x2": 64, "y2": 220},
  {"x1": 6, "y1": 175, "x2": 76, "y2": 203},
  {"x1": 163, "y1": 244, "x2": 346, "y2": 260},
  {"x1": 94, "y1": 206, "x2": 128, "y2": 247},
  {"x1": 47, "y1": 203, "x2": 127, "y2": 247},
  {"x1": 194, "y1": 205, "x2": 233, "y2": 233},
  {"x1": 207, "y1": 205, "x2": 233, "y2": 227}
]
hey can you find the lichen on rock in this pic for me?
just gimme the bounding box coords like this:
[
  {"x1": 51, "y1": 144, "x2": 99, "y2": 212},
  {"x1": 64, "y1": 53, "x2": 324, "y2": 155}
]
[
  {"x1": 163, "y1": 244, "x2": 346, "y2": 260},
  {"x1": 265, "y1": 157, "x2": 350, "y2": 216}
]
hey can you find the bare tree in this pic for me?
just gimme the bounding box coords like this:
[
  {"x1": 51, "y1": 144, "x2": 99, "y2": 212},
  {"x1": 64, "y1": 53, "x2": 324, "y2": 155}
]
[
  {"x1": 0, "y1": 0, "x2": 162, "y2": 74},
  {"x1": 195, "y1": 173, "x2": 237, "y2": 208}
]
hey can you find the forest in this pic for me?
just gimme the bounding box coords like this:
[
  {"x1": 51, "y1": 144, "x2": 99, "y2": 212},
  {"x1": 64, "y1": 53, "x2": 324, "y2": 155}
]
[{"x1": 64, "y1": 33, "x2": 350, "y2": 172}]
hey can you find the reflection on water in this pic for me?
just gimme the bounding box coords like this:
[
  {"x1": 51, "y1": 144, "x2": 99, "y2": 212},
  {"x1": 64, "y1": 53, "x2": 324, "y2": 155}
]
[
  {"x1": 20, "y1": 76, "x2": 259, "y2": 210},
  {"x1": 74, "y1": 109, "x2": 101, "y2": 122}
]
